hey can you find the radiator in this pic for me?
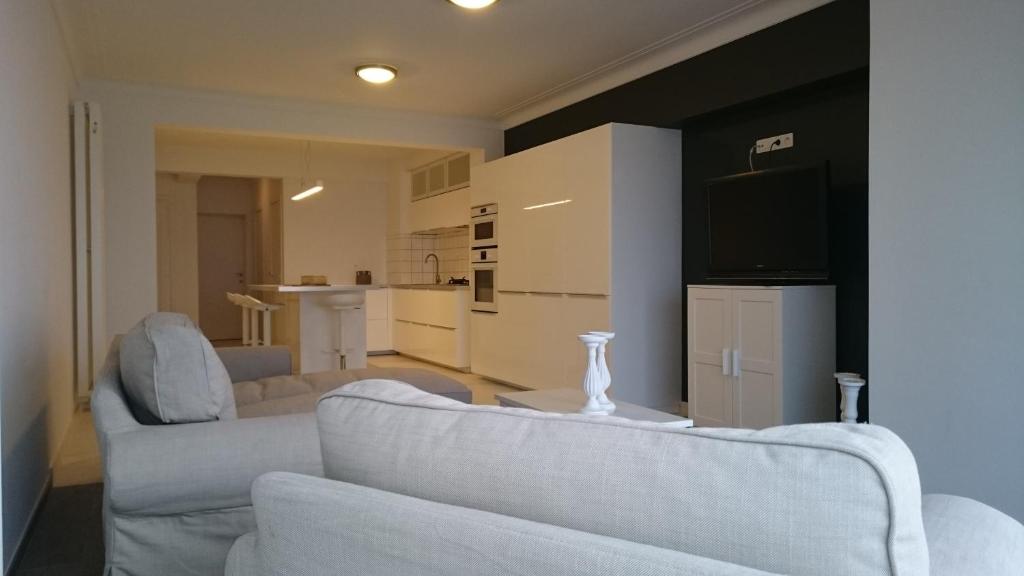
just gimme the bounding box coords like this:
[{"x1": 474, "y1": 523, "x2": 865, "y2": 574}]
[{"x1": 72, "y1": 101, "x2": 106, "y2": 402}]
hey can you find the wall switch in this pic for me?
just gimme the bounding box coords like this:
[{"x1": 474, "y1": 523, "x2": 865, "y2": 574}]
[{"x1": 756, "y1": 132, "x2": 794, "y2": 154}]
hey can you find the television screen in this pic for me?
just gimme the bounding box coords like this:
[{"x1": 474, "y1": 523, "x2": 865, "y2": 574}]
[{"x1": 706, "y1": 163, "x2": 829, "y2": 279}]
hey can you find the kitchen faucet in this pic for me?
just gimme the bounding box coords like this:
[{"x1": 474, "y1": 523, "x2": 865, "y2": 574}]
[{"x1": 424, "y1": 253, "x2": 441, "y2": 284}]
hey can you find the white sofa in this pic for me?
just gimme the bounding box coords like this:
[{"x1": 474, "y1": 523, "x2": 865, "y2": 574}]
[
  {"x1": 92, "y1": 313, "x2": 471, "y2": 576},
  {"x1": 227, "y1": 380, "x2": 1024, "y2": 576}
]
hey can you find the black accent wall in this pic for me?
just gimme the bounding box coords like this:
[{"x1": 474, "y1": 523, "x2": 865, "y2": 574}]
[{"x1": 503, "y1": 0, "x2": 869, "y2": 420}]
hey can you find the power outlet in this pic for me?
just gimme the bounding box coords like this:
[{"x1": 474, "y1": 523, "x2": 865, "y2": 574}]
[{"x1": 755, "y1": 132, "x2": 794, "y2": 154}]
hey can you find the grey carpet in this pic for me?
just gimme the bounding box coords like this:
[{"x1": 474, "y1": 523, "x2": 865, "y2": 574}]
[{"x1": 11, "y1": 483, "x2": 104, "y2": 576}]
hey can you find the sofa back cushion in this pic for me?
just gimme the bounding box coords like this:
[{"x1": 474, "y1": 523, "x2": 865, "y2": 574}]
[
  {"x1": 237, "y1": 471, "x2": 784, "y2": 576},
  {"x1": 317, "y1": 381, "x2": 929, "y2": 576},
  {"x1": 120, "y1": 313, "x2": 237, "y2": 424}
]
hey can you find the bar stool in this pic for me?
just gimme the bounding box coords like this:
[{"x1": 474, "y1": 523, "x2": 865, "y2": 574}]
[
  {"x1": 331, "y1": 304, "x2": 362, "y2": 369},
  {"x1": 226, "y1": 292, "x2": 282, "y2": 346}
]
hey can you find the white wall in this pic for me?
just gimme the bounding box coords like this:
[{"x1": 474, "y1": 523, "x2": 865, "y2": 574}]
[
  {"x1": 156, "y1": 174, "x2": 200, "y2": 320},
  {"x1": 78, "y1": 80, "x2": 504, "y2": 341},
  {"x1": 870, "y1": 0, "x2": 1024, "y2": 520},
  {"x1": 156, "y1": 139, "x2": 401, "y2": 287},
  {"x1": 0, "y1": 0, "x2": 77, "y2": 568}
]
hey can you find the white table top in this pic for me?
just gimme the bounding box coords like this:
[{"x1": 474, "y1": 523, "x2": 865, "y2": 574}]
[
  {"x1": 496, "y1": 388, "x2": 693, "y2": 428},
  {"x1": 249, "y1": 284, "x2": 384, "y2": 293}
]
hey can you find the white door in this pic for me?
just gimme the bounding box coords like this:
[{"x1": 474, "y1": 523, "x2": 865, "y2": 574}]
[
  {"x1": 732, "y1": 289, "x2": 782, "y2": 429},
  {"x1": 198, "y1": 213, "x2": 247, "y2": 342},
  {"x1": 688, "y1": 287, "x2": 734, "y2": 427}
]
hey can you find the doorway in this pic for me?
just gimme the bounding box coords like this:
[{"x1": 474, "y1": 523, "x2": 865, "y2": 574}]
[{"x1": 198, "y1": 213, "x2": 247, "y2": 342}]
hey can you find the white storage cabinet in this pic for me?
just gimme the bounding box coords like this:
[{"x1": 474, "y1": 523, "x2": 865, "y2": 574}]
[{"x1": 687, "y1": 285, "x2": 836, "y2": 429}]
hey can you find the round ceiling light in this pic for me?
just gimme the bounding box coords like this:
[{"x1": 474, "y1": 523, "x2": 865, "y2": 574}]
[
  {"x1": 355, "y1": 64, "x2": 397, "y2": 84},
  {"x1": 448, "y1": 0, "x2": 498, "y2": 9}
]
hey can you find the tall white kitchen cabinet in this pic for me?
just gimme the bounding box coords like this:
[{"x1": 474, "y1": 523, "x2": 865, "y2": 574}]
[
  {"x1": 470, "y1": 123, "x2": 683, "y2": 411},
  {"x1": 687, "y1": 285, "x2": 836, "y2": 429}
]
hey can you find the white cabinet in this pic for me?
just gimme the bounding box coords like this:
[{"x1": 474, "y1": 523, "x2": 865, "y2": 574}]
[
  {"x1": 408, "y1": 186, "x2": 470, "y2": 233},
  {"x1": 687, "y1": 285, "x2": 835, "y2": 429},
  {"x1": 446, "y1": 153, "x2": 471, "y2": 191},
  {"x1": 470, "y1": 124, "x2": 682, "y2": 411},
  {"x1": 391, "y1": 287, "x2": 469, "y2": 369},
  {"x1": 408, "y1": 152, "x2": 474, "y2": 233},
  {"x1": 473, "y1": 292, "x2": 608, "y2": 390},
  {"x1": 365, "y1": 288, "x2": 391, "y2": 352},
  {"x1": 493, "y1": 130, "x2": 609, "y2": 295}
]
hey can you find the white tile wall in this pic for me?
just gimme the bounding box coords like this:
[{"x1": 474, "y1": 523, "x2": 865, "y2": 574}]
[{"x1": 387, "y1": 228, "x2": 469, "y2": 285}]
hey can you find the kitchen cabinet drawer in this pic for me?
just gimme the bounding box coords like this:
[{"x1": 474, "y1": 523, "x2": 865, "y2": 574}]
[
  {"x1": 392, "y1": 320, "x2": 464, "y2": 369},
  {"x1": 392, "y1": 288, "x2": 462, "y2": 328}
]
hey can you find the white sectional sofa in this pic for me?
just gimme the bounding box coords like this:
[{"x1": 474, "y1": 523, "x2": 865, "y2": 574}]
[
  {"x1": 92, "y1": 313, "x2": 470, "y2": 575},
  {"x1": 228, "y1": 380, "x2": 1024, "y2": 576}
]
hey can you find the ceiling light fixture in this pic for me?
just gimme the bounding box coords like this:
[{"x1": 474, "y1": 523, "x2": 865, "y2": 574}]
[
  {"x1": 292, "y1": 179, "x2": 324, "y2": 201},
  {"x1": 448, "y1": 0, "x2": 498, "y2": 8},
  {"x1": 292, "y1": 141, "x2": 324, "y2": 201},
  {"x1": 355, "y1": 64, "x2": 397, "y2": 84}
]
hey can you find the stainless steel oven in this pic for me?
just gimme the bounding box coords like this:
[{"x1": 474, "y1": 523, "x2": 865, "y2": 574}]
[{"x1": 471, "y1": 203, "x2": 498, "y2": 248}]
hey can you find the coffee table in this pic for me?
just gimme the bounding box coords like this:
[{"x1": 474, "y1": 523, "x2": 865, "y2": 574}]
[{"x1": 495, "y1": 388, "x2": 693, "y2": 428}]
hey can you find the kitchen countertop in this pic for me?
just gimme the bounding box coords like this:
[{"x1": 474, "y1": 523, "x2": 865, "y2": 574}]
[
  {"x1": 249, "y1": 284, "x2": 385, "y2": 293},
  {"x1": 390, "y1": 284, "x2": 470, "y2": 291}
]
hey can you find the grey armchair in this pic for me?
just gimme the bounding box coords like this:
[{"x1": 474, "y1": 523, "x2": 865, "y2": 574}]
[{"x1": 92, "y1": 339, "x2": 323, "y2": 576}]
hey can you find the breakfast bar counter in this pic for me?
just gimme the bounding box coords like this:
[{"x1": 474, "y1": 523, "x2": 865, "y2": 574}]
[{"x1": 250, "y1": 284, "x2": 381, "y2": 373}]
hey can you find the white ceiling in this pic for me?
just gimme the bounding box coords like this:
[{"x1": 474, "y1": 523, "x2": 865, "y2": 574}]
[{"x1": 54, "y1": 0, "x2": 769, "y2": 120}]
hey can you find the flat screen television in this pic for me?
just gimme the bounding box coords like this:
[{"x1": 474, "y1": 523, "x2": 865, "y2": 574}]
[{"x1": 705, "y1": 163, "x2": 829, "y2": 279}]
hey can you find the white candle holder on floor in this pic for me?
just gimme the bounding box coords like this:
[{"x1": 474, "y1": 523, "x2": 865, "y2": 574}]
[
  {"x1": 835, "y1": 372, "x2": 866, "y2": 424},
  {"x1": 578, "y1": 334, "x2": 609, "y2": 415},
  {"x1": 588, "y1": 331, "x2": 616, "y2": 414}
]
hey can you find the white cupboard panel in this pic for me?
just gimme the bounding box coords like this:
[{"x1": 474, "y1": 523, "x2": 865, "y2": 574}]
[
  {"x1": 736, "y1": 370, "x2": 776, "y2": 430},
  {"x1": 367, "y1": 318, "x2": 390, "y2": 352},
  {"x1": 365, "y1": 288, "x2": 389, "y2": 320},
  {"x1": 693, "y1": 363, "x2": 733, "y2": 427},
  {"x1": 562, "y1": 126, "x2": 611, "y2": 295}
]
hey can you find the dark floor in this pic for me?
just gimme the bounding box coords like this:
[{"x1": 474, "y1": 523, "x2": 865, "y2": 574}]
[{"x1": 11, "y1": 483, "x2": 104, "y2": 576}]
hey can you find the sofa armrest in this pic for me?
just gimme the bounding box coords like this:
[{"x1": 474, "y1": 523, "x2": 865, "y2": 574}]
[
  {"x1": 924, "y1": 494, "x2": 1024, "y2": 576},
  {"x1": 106, "y1": 413, "x2": 322, "y2": 516},
  {"x1": 216, "y1": 346, "x2": 292, "y2": 382}
]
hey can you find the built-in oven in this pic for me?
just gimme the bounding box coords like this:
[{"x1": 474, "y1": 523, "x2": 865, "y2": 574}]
[
  {"x1": 471, "y1": 245, "x2": 497, "y2": 313},
  {"x1": 471, "y1": 203, "x2": 498, "y2": 248},
  {"x1": 471, "y1": 263, "x2": 497, "y2": 313}
]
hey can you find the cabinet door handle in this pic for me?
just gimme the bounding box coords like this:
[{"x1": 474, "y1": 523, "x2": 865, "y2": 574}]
[
  {"x1": 722, "y1": 348, "x2": 731, "y2": 376},
  {"x1": 732, "y1": 349, "x2": 741, "y2": 377}
]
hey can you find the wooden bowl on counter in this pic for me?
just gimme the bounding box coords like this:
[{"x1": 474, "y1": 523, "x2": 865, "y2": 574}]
[{"x1": 300, "y1": 275, "x2": 328, "y2": 286}]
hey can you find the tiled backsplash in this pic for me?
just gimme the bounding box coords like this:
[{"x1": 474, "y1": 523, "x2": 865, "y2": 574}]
[{"x1": 387, "y1": 228, "x2": 469, "y2": 285}]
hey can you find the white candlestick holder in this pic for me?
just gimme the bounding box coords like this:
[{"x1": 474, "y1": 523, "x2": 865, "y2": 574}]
[
  {"x1": 588, "y1": 331, "x2": 616, "y2": 414},
  {"x1": 578, "y1": 334, "x2": 609, "y2": 415},
  {"x1": 835, "y1": 372, "x2": 866, "y2": 424}
]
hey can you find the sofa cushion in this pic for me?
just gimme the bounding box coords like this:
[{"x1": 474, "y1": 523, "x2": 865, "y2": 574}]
[
  {"x1": 120, "y1": 313, "x2": 237, "y2": 424},
  {"x1": 233, "y1": 367, "x2": 470, "y2": 419},
  {"x1": 228, "y1": 471, "x2": 785, "y2": 576},
  {"x1": 923, "y1": 494, "x2": 1024, "y2": 576},
  {"x1": 316, "y1": 380, "x2": 929, "y2": 576}
]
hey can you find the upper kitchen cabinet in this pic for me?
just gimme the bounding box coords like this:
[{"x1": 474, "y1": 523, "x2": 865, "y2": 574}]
[
  {"x1": 446, "y1": 153, "x2": 471, "y2": 191},
  {"x1": 408, "y1": 152, "x2": 474, "y2": 233},
  {"x1": 476, "y1": 124, "x2": 677, "y2": 297}
]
